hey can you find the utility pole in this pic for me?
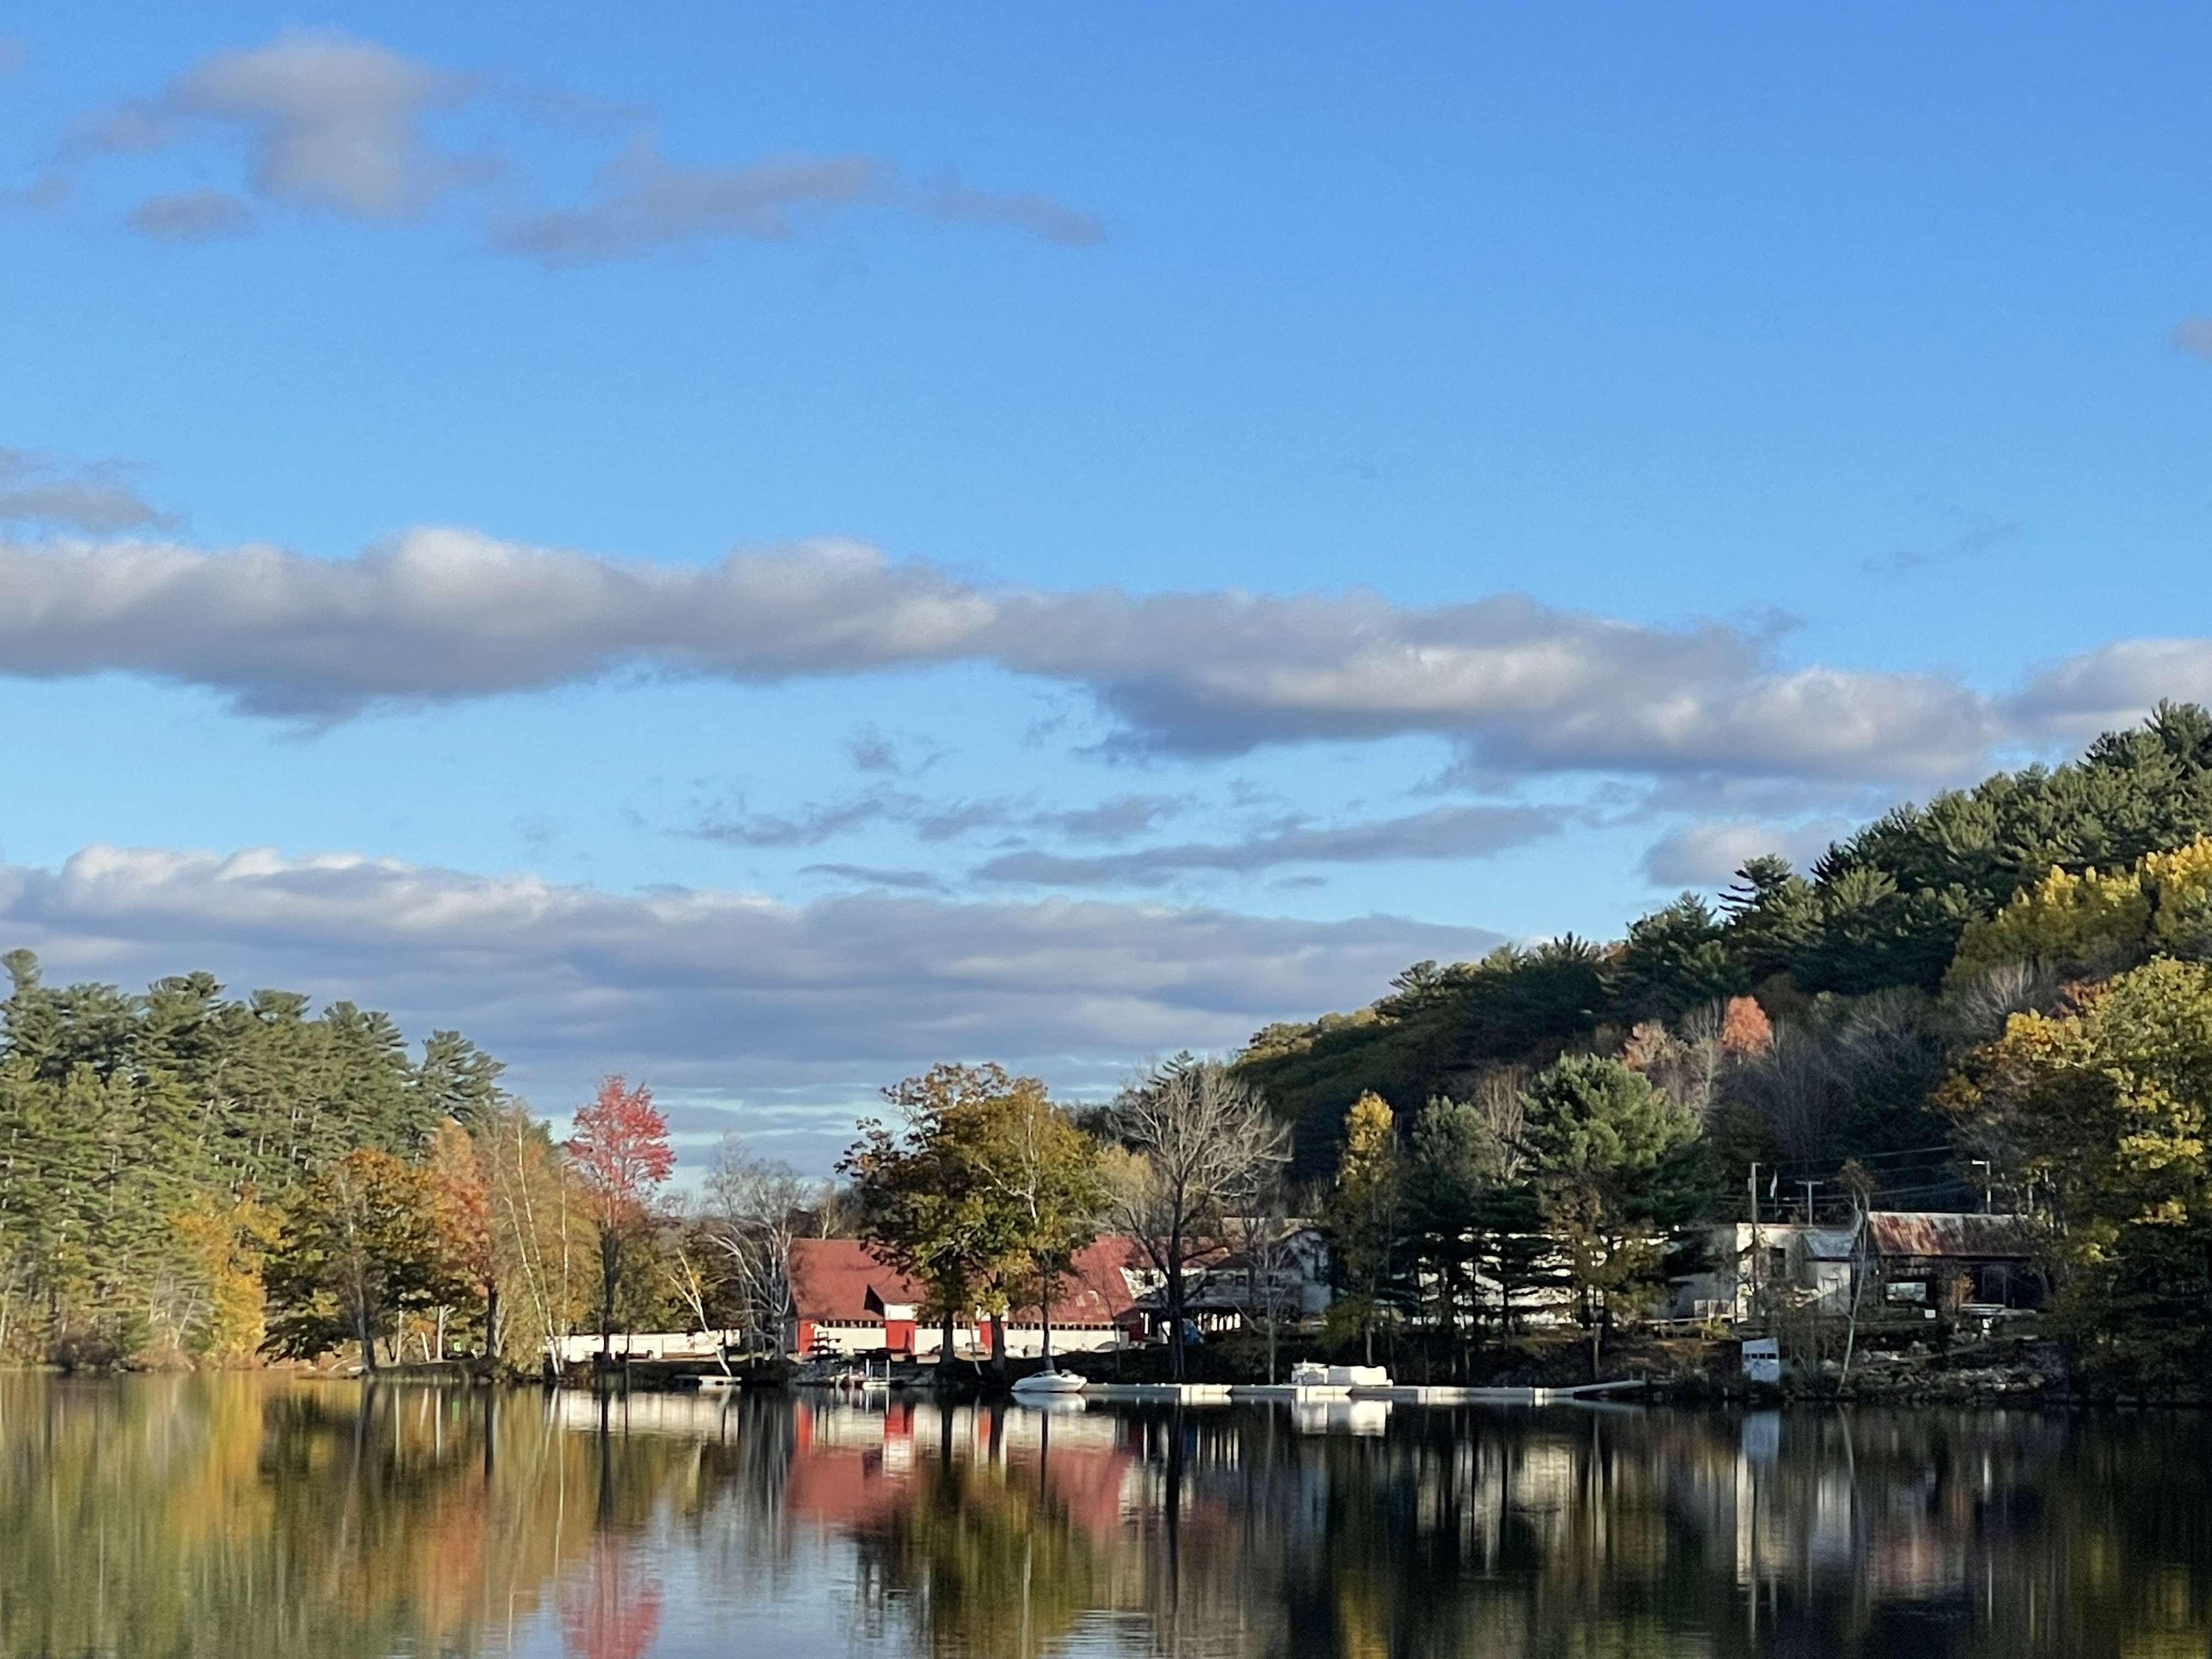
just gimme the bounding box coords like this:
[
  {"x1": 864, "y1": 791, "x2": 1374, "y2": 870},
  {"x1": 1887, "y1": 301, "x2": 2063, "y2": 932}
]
[{"x1": 1971, "y1": 1159, "x2": 1992, "y2": 1213}]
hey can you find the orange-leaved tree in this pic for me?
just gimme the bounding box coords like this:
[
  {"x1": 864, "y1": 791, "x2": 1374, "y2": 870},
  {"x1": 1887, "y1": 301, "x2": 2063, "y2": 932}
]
[
  {"x1": 565, "y1": 1076, "x2": 674, "y2": 1367},
  {"x1": 428, "y1": 1119, "x2": 496, "y2": 1362}
]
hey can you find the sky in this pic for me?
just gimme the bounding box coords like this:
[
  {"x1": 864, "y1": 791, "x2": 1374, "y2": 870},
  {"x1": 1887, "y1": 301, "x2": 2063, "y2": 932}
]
[{"x1": 3, "y1": 5, "x2": 2210, "y2": 1169}]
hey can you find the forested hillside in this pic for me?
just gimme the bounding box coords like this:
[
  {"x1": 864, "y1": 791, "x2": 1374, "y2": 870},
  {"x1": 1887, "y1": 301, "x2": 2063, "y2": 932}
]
[
  {"x1": 0, "y1": 953, "x2": 509, "y2": 1363},
  {"x1": 1232, "y1": 705, "x2": 2212, "y2": 1389},
  {"x1": 1242, "y1": 702, "x2": 2212, "y2": 1182}
]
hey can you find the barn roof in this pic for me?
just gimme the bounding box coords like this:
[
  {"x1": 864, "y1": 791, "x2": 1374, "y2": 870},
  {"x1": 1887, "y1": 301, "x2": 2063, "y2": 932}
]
[
  {"x1": 788, "y1": 1237, "x2": 1143, "y2": 1324},
  {"x1": 1864, "y1": 1212, "x2": 2032, "y2": 1261},
  {"x1": 789, "y1": 1239, "x2": 929, "y2": 1321}
]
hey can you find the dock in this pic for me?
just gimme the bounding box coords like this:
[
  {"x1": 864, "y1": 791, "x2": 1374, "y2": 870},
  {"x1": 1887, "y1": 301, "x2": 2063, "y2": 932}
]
[{"x1": 1079, "y1": 1378, "x2": 1649, "y2": 1406}]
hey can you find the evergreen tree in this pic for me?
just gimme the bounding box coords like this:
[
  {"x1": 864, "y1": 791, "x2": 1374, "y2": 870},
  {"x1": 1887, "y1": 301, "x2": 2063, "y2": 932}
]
[
  {"x1": 1610, "y1": 895, "x2": 1746, "y2": 1022},
  {"x1": 1519, "y1": 1056, "x2": 1703, "y2": 1375},
  {"x1": 0, "y1": 951, "x2": 510, "y2": 1365}
]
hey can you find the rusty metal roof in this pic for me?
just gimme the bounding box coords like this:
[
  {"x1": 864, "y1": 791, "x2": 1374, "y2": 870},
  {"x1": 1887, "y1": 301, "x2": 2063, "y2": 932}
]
[{"x1": 1865, "y1": 1211, "x2": 2030, "y2": 1260}]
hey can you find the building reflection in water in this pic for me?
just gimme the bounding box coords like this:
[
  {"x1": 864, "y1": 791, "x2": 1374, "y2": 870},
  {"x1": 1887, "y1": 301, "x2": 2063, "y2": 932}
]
[{"x1": 1, "y1": 1375, "x2": 2208, "y2": 1658}]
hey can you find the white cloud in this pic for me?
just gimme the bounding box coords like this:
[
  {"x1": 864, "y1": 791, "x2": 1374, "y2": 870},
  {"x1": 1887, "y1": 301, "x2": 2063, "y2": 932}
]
[
  {"x1": 844, "y1": 723, "x2": 942, "y2": 776},
  {"x1": 125, "y1": 188, "x2": 253, "y2": 241},
  {"x1": 1030, "y1": 794, "x2": 1189, "y2": 842},
  {"x1": 0, "y1": 842, "x2": 1502, "y2": 1144},
  {"x1": 0, "y1": 528, "x2": 2023, "y2": 784},
  {"x1": 691, "y1": 785, "x2": 1189, "y2": 851},
  {"x1": 0, "y1": 530, "x2": 986, "y2": 715},
  {"x1": 0, "y1": 449, "x2": 177, "y2": 534},
  {"x1": 491, "y1": 137, "x2": 883, "y2": 264},
  {"x1": 798, "y1": 863, "x2": 949, "y2": 893},
  {"x1": 52, "y1": 29, "x2": 1098, "y2": 263},
  {"x1": 490, "y1": 136, "x2": 1102, "y2": 266},
  {"x1": 91, "y1": 29, "x2": 471, "y2": 223},
  {"x1": 920, "y1": 172, "x2": 1104, "y2": 246},
  {"x1": 1639, "y1": 818, "x2": 1853, "y2": 888},
  {"x1": 2006, "y1": 639, "x2": 2212, "y2": 740},
  {"x1": 988, "y1": 587, "x2": 2003, "y2": 777},
  {"x1": 974, "y1": 804, "x2": 1566, "y2": 887}
]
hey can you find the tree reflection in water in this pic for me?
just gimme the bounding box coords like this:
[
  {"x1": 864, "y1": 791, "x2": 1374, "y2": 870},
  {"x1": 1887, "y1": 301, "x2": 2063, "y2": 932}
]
[{"x1": 1, "y1": 1374, "x2": 2208, "y2": 1657}]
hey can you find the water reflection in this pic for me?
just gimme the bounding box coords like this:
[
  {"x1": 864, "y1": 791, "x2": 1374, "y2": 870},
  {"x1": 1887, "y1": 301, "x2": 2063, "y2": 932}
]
[{"x1": 1, "y1": 1374, "x2": 2207, "y2": 1657}]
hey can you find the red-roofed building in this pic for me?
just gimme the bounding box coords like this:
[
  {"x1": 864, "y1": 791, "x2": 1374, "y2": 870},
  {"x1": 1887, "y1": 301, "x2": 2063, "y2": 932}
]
[{"x1": 787, "y1": 1237, "x2": 1146, "y2": 1359}]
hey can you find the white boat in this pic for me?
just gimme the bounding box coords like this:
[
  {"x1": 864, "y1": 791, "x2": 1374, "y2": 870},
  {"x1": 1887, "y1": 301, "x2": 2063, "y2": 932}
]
[
  {"x1": 1288, "y1": 1362, "x2": 1391, "y2": 1392},
  {"x1": 1011, "y1": 1368, "x2": 1087, "y2": 1396}
]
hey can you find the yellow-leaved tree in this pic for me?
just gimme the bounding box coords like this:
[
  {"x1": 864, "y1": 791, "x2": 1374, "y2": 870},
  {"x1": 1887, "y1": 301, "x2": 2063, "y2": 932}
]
[
  {"x1": 1946, "y1": 834, "x2": 2212, "y2": 992},
  {"x1": 1325, "y1": 1092, "x2": 1401, "y2": 1363},
  {"x1": 1942, "y1": 957, "x2": 2212, "y2": 1390},
  {"x1": 166, "y1": 1193, "x2": 280, "y2": 1364}
]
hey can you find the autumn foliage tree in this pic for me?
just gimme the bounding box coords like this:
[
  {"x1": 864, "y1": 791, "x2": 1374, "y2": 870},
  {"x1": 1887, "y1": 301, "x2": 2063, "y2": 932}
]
[
  {"x1": 1325, "y1": 1092, "x2": 1401, "y2": 1362},
  {"x1": 842, "y1": 1063, "x2": 1035, "y2": 1366},
  {"x1": 428, "y1": 1119, "x2": 496, "y2": 1359},
  {"x1": 1944, "y1": 958, "x2": 2212, "y2": 1390},
  {"x1": 261, "y1": 1148, "x2": 467, "y2": 1372},
  {"x1": 565, "y1": 1076, "x2": 675, "y2": 1368}
]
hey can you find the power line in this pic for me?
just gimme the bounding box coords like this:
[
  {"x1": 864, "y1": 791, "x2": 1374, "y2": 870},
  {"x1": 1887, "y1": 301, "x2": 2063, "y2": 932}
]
[{"x1": 1758, "y1": 1143, "x2": 1958, "y2": 1172}]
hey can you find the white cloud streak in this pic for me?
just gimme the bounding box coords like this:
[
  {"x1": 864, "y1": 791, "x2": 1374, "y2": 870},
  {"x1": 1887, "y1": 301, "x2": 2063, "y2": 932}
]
[
  {"x1": 88, "y1": 29, "x2": 472, "y2": 223},
  {"x1": 1638, "y1": 817, "x2": 1853, "y2": 888},
  {"x1": 490, "y1": 137, "x2": 1102, "y2": 266},
  {"x1": 490, "y1": 138, "x2": 883, "y2": 264},
  {"x1": 973, "y1": 804, "x2": 1565, "y2": 887},
  {"x1": 0, "y1": 450, "x2": 177, "y2": 534},
  {"x1": 0, "y1": 843, "x2": 1501, "y2": 1129},
  {"x1": 0, "y1": 527, "x2": 2010, "y2": 783},
  {"x1": 692, "y1": 785, "x2": 1188, "y2": 850},
  {"x1": 2008, "y1": 639, "x2": 2212, "y2": 741},
  {"x1": 64, "y1": 30, "x2": 1098, "y2": 260},
  {"x1": 125, "y1": 188, "x2": 254, "y2": 241},
  {"x1": 0, "y1": 526, "x2": 2187, "y2": 782}
]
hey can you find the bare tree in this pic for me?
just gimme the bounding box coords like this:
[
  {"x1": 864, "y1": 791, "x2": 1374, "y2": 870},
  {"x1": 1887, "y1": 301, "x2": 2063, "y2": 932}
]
[
  {"x1": 480, "y1": 1099, "x2": 586, "y2": 1374},
  {"x1": 658, "y1": 1197, "x2": 733, "y2": 1375},
  {"x1": 1223, "y1": 1180, "x2": 1304, "y2": 1384},
  {"x1": 702, "y1": 1139, "x2": 809, "y2": 1358},
  {"x1": 1108, "y1": 1057, "x2": 1289, "y2": 1380},
  {"x1": 1471, "y1": 1066, "x2": 1528, "y2": 1180},
  {"x1": 1730, "y1": 1023, "x2": 1845, "y2": 1165},
  {"x1": 1946, "y1": 960, "x2": 2059, "y2": 1043},
  {"x1": 1668, "y1": 1002, "x2": 1725, "y2": 1121}
]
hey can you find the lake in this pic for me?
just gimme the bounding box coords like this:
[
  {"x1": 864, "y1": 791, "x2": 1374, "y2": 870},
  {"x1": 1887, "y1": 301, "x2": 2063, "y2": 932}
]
[{"x1": 1, "y1": 1375, "x2": 2206, "y2": 1657}]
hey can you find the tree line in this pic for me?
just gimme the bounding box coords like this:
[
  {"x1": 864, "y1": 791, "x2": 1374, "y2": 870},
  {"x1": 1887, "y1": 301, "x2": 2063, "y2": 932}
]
[
  {"x1": 0, "y1": 952, "x2": 826, "y2": 1373},
  {"x1": 7, "y1": 704, "x2": 2212, "y2": 1388}
]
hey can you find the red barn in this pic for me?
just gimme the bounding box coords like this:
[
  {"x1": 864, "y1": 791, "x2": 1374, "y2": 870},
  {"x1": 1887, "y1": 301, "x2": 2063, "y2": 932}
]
[{"x1": 786, "y1": 1237, "x2": 1143, "y2": 1359}]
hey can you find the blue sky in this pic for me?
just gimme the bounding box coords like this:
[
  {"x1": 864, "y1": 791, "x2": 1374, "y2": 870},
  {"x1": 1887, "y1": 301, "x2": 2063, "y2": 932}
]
[{"x1": 3, "y1": 6, "x2": 2210, "y2": 1166}]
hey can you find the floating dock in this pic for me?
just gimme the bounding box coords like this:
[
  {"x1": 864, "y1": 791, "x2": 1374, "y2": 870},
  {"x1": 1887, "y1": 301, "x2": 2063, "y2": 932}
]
[{"x1": 1080, "y1": 1378, "x2": 1649, "y2": 1406}]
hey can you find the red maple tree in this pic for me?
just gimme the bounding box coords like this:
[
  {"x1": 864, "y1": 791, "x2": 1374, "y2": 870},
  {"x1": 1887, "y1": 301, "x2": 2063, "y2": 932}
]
[{"x1": 566, "y1": 1075, "x2": 675, "y2": 1365}]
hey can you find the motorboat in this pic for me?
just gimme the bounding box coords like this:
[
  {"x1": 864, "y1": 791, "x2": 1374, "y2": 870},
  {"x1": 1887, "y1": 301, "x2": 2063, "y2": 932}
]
[{"x1": 1011, "y1": 1367, "x2": 1087, "y2": 1397}]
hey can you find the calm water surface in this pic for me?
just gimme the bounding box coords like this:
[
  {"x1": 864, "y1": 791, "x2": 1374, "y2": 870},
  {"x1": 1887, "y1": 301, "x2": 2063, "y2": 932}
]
[{"x1": 1, "y1": 1374, "x2": 2207, "y2": 1658}]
